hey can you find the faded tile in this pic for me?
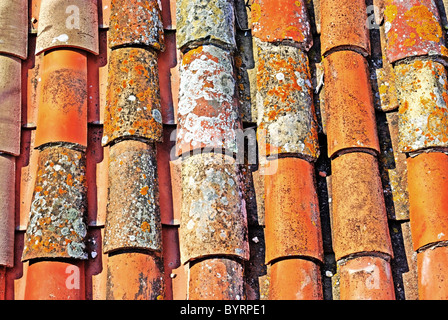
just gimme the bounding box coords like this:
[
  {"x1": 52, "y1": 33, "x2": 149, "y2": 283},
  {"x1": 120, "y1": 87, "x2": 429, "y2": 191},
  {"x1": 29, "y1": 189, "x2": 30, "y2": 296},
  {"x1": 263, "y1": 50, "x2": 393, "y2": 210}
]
[
  {"x1": 0, "y1": 154, "x2": 15, "y2": 267},
  {"x1": 0, "y1": 0, "x2": 28, "y2": 59}
]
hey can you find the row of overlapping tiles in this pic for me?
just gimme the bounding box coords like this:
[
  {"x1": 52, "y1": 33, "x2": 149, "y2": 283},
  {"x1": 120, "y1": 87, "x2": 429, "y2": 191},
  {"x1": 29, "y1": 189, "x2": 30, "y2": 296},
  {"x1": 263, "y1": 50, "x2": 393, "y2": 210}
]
[{"x1": 1, "y1": 0, "x2": 448, "y2": 300}]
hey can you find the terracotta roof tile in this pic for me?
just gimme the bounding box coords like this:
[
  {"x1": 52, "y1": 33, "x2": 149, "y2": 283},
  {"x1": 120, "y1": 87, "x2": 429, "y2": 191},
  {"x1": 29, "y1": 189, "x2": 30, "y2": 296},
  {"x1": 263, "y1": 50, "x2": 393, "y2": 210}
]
[
  {"x1": 323, "y1": 50, "x2": 380, "y2": 158},
  {"x1": 188, "y1": 258, "x2": 244, "y2": 300},
  {"x1": 264, "y1": 158, "x2": 323, "y2": 264},
  {"x1": 330, "y1": 152, "x2": 393, "y2": 261},
  {"x1": 384, "y1": 0, "x2": 448, "y2": 64},
  {"x1": 0, "y1": 154, "x2": 16, "y2": 267},
  {"x1": 251, "y1": 0, "x2": 313, "y2": 51},
  {"x1": 268, "y1": 259, "x2": 323, "y2": 300},
  {"x1": 417, "y1": 245, "x2": 448, "y2": 299},
  {"x1": 176, "y1": 45, "x2": 241, "y2": 157},
  {"x1": 102, "y1": 47, "x2": 163, "y2": 146},
  {"x1": 407, "y1": 152, "x2": 448, "y2": 251},
  {"x1": 395, "y1": 58, "x2": 448, "y2": 153},
  {"x1": 255, "y1": 41, "x2": 319, "y2": 160},
  {"x1": 176, "y1": 0, "x2": 236, "y2": 52},
  {"x1": 103, "y1": 140, "x2": 162, "y2": 254},
  {"x1": 0, "y1": 55, "x2": 22, "y2": 156},
  {"x1": 34, "y1": 49, "x2": 88, "y2": 149},
  {"x1": 24, "y1": 260, "x2": 85, "y2": 299},
  {"x1": 22, "y1": 146, "x2": 88, "y2": 261},
  {"x1": 0, "y1": 0, "x2": 28, "y2": 60},
  {"x1": 338, "y1": 256, "x2": 396, "y2": 300},
  {"x1": 106, "y1": 252, "x2": 164, "y2": 300},
  {"x1": 320, "y1": 0, "x2": 370, "y2": 56},
  {"x1": 35, "y1": 0, "x2": 99, "y2": 55},
  {"x1": 109, "y1": 0, "x2": 165, "y2": 51},
  {"x1": 98, "y1": 0, "x2": 111, "y2": 29}
]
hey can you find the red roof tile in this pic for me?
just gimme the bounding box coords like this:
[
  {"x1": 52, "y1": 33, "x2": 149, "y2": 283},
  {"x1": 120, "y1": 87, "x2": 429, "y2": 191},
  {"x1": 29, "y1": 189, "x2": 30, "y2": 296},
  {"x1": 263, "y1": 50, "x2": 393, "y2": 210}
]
[{"x1": 417, "y1": 245, "x2": 448, "y2": 299}]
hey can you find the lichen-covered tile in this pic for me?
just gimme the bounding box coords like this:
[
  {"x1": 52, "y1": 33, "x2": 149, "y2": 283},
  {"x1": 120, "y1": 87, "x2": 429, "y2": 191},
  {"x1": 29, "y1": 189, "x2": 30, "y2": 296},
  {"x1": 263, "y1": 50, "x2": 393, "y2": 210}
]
[
  {"x1": 323, "y1": 51, "x2": 380, "y2": 158},
  {"x1": 0, "y1": 154, "x2": 15, "y2": 267},
  {"x1": 180, "y1": 153, "x2": 249, "y2": 264},
  {"x1": 264, "y1": 158, "x2": 323, "y2": 264},
  {"x1": 106, "y1": 252, "x2": 164, "y2": 300},
  {"x1": 102, "y1": 47, "x2": 163, "y2": 146},
  {"x1": 407, "y1": 152, "x2": 448, "y2": 251},
  {"x1": 0, "y1": 55, "x2": 21, "y2": 156},
  {"x1": 22, "y1": 147, "x2": 88, "y2": 261},
  {"x1": 384, "y1": 0, "x2": 448, "y2": 64},
  {"x1": 36, "y1": 0, "x2": 99, "y2": 55},
  {"x1": 331, "y1": 152, "x2": 393, "y2": 261},
  {"x1": 103, "y1": 140, "x2": 162, "y2": 254},
  {"x1": 269, "y1": 259, "x2": 323, "y2": 300},
  {"x1": 176, "y1": 45, "x2": 241, "y2": 156},
  {"x1": 320, "y1": 0, "x2": 370, "y2": 56},
  {"x1": 176, "y1": 0, "x2": 236, "y2": 52},
  {"x1": 338, "y1": 256, "x2": 395, "y2": 300},
  {"x1": 395, "y1": 59, "x2": 448, "y2": 153},
  {"x1": 0, "y1": 0, "x2": 28, "y2": 59},
  {"x1": 256, "y1": 41, "x2": 319, "y2": 160},
  {"x1": 188, "y1": 258, "x2": 244, "y2": 300},
  {"x1": 251, "y1": 0, "x2": 312, "y2": 51},
  {"x1": 109, "y1": 0, "x2": 165, "y2": 51},
  {"x1": 35, "y1": 49, "x2": 88, "y2": 149}
]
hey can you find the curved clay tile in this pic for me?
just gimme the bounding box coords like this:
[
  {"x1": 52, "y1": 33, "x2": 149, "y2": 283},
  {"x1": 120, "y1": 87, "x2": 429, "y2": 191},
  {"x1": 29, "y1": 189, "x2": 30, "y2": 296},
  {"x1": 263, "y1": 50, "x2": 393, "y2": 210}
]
[
  {"x1": 176, "y1": 45, "x2": 241, "y2": 157},
  {"x1": 320, "y1": 0, "x2": 371, "y2": 56},
  {"x1": 102, "y1": 47, "x2": 163, "y2": 146},
  {"x1": 251, "y1": 0, "x2": 313, "y2": 51},
  {"x1": 255, "y1": 41, "x2": 319, "y2": 160},
  {"x1": 179, "y1": 153, "x2": 249, "y2": 264},
  {"x1": 383, "y1": 0, "x2": 448, "y2": 64},
  {"x1": 35, "y1": 49, "x2": 88, "y2": 149},
  {"x1": 417, "y1": 245, "x2": 448, "y2": 300},
  {"x1": 0, "y1": 155, "x2": 15, "y2": 267},
  {"x1": 268, "y1": 259, "x2": 323, "y2": 300},
  {"x1": 103, "y1": 140, "x2": 162, "y2": 254},
  {"x1": 323, "y1": 50, "x2": 380, "y2": 158},
  {"x1": 0, "y1": 0, "x2": 28, "y2": 59},
  {"x1": 0, "y1": 55, "x2": 22, "y2": 156},
  {"x1": 36, "y1": 0, "x2": 99, "y2": 55},
  {"x1": 264, "y1": 158, "x2": 323, "y2": 264},
  {"x1": 176, "y1": 0, "x2": 236, "y2": 52},
  {"x1": 395, "y1": 59, "x2": 448, "y2": 154},
  {"x1": 22, "y1": 147, "x2": 88, "y2": 261},
  {"x1": 330, "y1": 152, "x2": 393, "y2": 261}
]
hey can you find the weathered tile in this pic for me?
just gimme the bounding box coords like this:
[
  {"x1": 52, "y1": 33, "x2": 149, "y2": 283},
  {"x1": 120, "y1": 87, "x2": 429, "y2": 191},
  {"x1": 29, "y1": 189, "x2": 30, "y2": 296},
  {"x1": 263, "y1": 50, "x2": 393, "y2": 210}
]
[
  {"x1": 36, "y1": 0, "x2": 99, "y2": 55},
  {"x1": 188, "y1": 258, "x2": 244, "y2": 300},
  {"x1": 320, "y1": 0, "x2": 370, "y2": 56},
  {"x1": 98, "y1": 0, "x2": 111, "y2": 29},
  {"x1": 102, "y1": 47, "x2": 163, "y2": 146},
  {"x1": 395, "y1": 59, "x2": 448, "y2": 153},
  {"x1": 180, "y1": 153, "x2": 249, "y2": 264},
  {"x1": 103, "y1": 140, "x2": 162, "y2": 254},
  {"x1": 0, "y1": 55, "x2": 22, "y2": 156},
  {"x1": 176, "y1": 0, "x2": 236, "y2": 52},
  {"x1": 106, "y1": 252, "x2": 164, "y2": 300},
  {"x1": 384, "y1": 0, "x2": 448, "y2": 64},
  {"x1": 0, "y1": 154, "x2": 15, "y2": 267},
  {"x1": 161, "y1": 0, "x2": 176, "y2": 30},
  {"x1": 251, "y1": 0, "x2": 313, "y2": 51},
  {"x1": 109, "y1": 0, "x2": 165, "y2": 51},
  {"x1": 35, "y1": 49, "x2": 88, "y2": 149},
  {"x1": 0, "y1": 0, "x2": 28, "y2": 59},
  {"x1": 338, "y1": 256, "x2": 395, "y2": 300},
  {"x1": 176, "y1": 45, "x2": 241, "y2": 156},
  {"x1": 256, "y1": 41, "x2": 319, "y2": 160},
  {"x1": 24, "y1": 261, "x2": 85, "y2": 299},
  {"x1": 331, "y1": 152, "x2": 393, "y2": 261},
  {"x1": 417, "y1": 245, "x2": 448, "y2": 300},
  {"x1": 323, "y1": 51, "x2": 380, "y2": 158},
  {"x1": 264, "y1": 158, "x2": 323, "y2": 264},
  {"x1": 269, "y1": 259, "x2": 323, "y2": 300},
  {"x1": 22, "y1": 147, "x2": 88, "y2": 261},
  {"x1": 407, "y1": 152, "x2": 448, "y2": 251}
]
